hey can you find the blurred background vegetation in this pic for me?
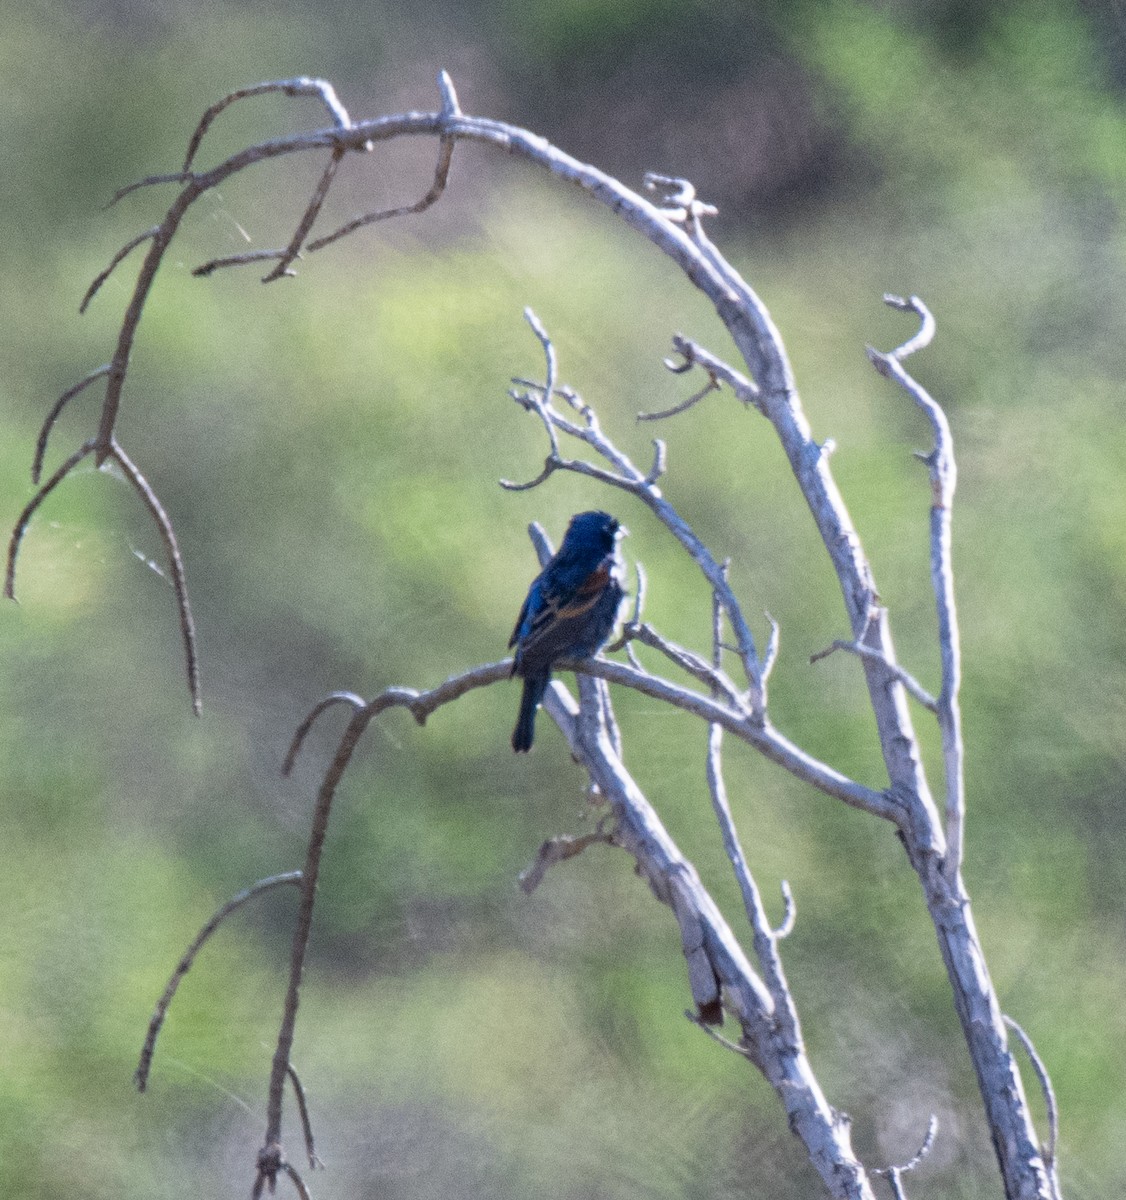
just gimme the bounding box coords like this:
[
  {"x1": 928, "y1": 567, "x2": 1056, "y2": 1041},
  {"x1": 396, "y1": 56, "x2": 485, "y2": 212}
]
[{"x1": 2, "y1": 0, "x2": 1125, "y2": 1196}]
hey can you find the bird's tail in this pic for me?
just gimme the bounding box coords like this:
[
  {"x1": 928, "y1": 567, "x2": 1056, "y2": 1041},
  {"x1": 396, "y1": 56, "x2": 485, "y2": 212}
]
[{"x1": 512, "y1": 673, "x2": 549, "y2": 752}]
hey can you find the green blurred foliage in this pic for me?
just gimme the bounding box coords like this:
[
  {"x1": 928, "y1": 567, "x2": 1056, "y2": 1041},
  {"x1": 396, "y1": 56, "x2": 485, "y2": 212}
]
[{"x1": 2, "y1": 0, "x2": 1125, "y2": 1197}]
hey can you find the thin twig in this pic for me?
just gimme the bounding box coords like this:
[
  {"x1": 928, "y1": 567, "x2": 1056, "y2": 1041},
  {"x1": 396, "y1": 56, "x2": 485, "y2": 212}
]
[
  {"x1": 80, "y1": 228, "x2": 159, "y2": 313},
  {"x1": 810, "y1": 638, "x2": 937, "y2": 712},
  {"x1": 108, "y1": 440, "x2": 201, "y2": 715},
  {"x1": 761, "y1": 611, "x2": 780, "y2": 686},
  {"x1": 107, "y1": 172, "x2": 194, "y2": 206},
  {"x1": 705, "y1": 579, "x2": 800, "y2": 1041},
  {"x1": 872, "y1": 1114, "x2": 939, "y2": 1200},
  {"x1": 33, "y1": 368, "x2": 109, "y2": 484},
  {"x1": 644, "y1": 438, "x2": 667, "y2": 484},
  {"x1": 642, "y1": 175, "x2": 720, "y2": 240},
  {"x1": 6, "y1": 439, "x2": 97, "y2": 602},
  {"x1": 278, "y1": 1162, "x2": 312, "y2": 1200},
  {"x1": 193, "y1": 248, "x2": 292, "y2": 278},
  {"x1": 263, "y1": 146, "x2": 347, "y2": 280},
  {"x1": 622, "y1": 621, "x2": 745, "y2": 707},
  {"x1": 285, "y1": 1063, "x2": 324, "y2": 1170},
  {"x1": 307, "y1": 135, "x2": 455, "y2": 252},
  {"x1": 869, "y1": 295, "x2": 964, "y2": 882},
  {"x1": 664, "y1": 334, "x2": 761, "y2": 411},
  {"x1": 1003, "y1": 1015, "x2": 1061, "y2": 1199},
  {"x1": 637, "y1": 374, "x2": 719, "y2": 421},
  {"x1": 283, "y1": 691, "x2": 367, "y2": 775},
  {"x1": 518, "y1": 827, "x2": 616, "y2": 894},
  {"x1": 684, "y1": 1009, "x2": 755, "y2": 1059},
  {"x1": 183, "y1": 77, "x2": 355, "y2": 175},
  {"x1": 134, "y1": 872, "x2": 303, "y2": 1092},
  {"x1": 774, "y1": 881, "x2": 796, "y2": 939}
]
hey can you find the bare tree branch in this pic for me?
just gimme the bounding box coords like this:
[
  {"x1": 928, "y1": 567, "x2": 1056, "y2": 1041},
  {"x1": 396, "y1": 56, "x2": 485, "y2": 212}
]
[
  {"x1": 810, "y1": 638, "x2": 938, "y2": 713},
  {"x1": 307, "y1": 134, "x2": 455, "y2": 252},
  {"x1": 705, "y1": 585, "x2": 801, "y2": 1042},
  {"x1": 80, "y1": 229, "x2": 159, "y2": 313},
  {"x1": 263, "y1": 146, "x2": 346, "y2": 281},
  {"x1": 566, "y1": 670, "x2": 875, "y2": 1198},
  {"x1": 286, "y1": 1063, "x2": 324, "y2": 1171},
  {"x1": 518, "y1": 824, "x2": 616, "y2": 894},
  {"x1": 6, "y1": 439, "x2": 97, "y2": 602},
  {"x1": 872, "y1": 1114, "x2": 939, "y2": 1200},
  {"x1": 135, "y1": 871, "x2": 303, "y2": 1092},
  {"x1": 637, "y1": 372, "x2": 720, "y2": 421},
  {"x1": 107, "y1": 440, "x2": 201, "y2": 715},
  {"x1": 1004, "y1": 1015, "x2": 1062, "y2": 1200},
  {"x1": 868, "y1": 294, "x2": 965, "y2": 882},
  {"x1": 33, "y1": 366, "x2": 110, "y2": 484},
  {"x1": 773, "y1": 880, "x2": 796, "y2": 940},
  {"x1": 661, "y1": 333, "x2": 762, "y2": 413},
  {"x1": 182, "y1": 77, "x2": 356, "y2": 176}
]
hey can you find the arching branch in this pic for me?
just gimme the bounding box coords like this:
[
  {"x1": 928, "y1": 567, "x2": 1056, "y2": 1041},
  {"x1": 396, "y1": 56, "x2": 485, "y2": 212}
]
[{"x1": 135, "y1": 871, "x2": 303, "y2": 1092}]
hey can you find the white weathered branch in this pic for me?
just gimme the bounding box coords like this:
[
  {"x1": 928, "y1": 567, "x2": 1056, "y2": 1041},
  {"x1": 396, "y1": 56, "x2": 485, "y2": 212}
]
[{"x1": 868, "y1": 294, "x2": 965, "y2": 883}]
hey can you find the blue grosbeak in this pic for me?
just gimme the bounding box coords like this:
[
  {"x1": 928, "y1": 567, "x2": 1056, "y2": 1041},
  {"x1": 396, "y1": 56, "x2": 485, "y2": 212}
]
[{"x1": 509, "y1": 510, "x2": 626, "y2": 752}]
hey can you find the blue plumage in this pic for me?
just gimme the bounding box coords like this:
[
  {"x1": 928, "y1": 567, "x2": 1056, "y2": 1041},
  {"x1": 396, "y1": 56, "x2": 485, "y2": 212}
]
[{"x1": 509, "y1": 510, "x2": 626, "y2": 752}]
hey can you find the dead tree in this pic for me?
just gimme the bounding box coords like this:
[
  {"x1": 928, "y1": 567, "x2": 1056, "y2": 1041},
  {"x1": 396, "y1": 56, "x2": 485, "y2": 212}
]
[{"x1": 8, "y1": 76, "x2": 1061, "y2": 1200}]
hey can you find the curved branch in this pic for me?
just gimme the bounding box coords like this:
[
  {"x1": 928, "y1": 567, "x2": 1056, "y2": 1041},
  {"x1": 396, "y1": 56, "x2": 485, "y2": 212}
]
[
  {"x1": 6, "y1": 438, "x2": 97, "y2": 602},
  {"x1": 872, "y1": 1114, "x2": 939, "y2": 1200},
  {"x1": 80, "y1": 228, "x2": 159, "y2": 313},
  {"x1": 183, "y1": 77, "x2": 355, "y2": 175},
  {"x1": 306, "y1": 134, "x2": 455, "y2": 252},
  {"x1": 107, "y1": 440, "x2": 201, "y2": 715},
  {"x1": 33, "y1": 366, "x2": 110, "y2": 484},
  {"x1": 810, "y1": 638, "x2": 938, "y2": 713},
  {"x1": 283, "y1": 690, "x2": 367, "y2": 775},
  {"x1": 661, "y1": 334, "x2": 761, "y2": 412},
  {"x1": 32, "y1": 79, "x2": 1050, "y2": 1198},
  {"x1": 135, "y1": 871, "x2": 303, "y2": 1092},
  {"x1": 108, "y1": 172, "x2": 195, "y2": 206},
  {"x1": 285, "y1": 1063, "x2": 323, "y2": 1170},
  {"x1": 572, "y1": 656, "x2": 895, "y2": 821},
  {"x1": 260, "y1": 659, "x2": 514, "y2": 1182},
  {"x1": 566, "y1": 671, "x2": 875, "y2": 1198},
  {"x1": 1003, "y1": 1015, "x2": 1061, "y2": 1200}
]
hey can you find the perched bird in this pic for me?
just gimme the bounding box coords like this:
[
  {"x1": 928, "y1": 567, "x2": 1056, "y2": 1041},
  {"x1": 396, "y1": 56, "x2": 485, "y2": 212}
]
[{"x1": 509, "y1": 510, "x2": 626, "y2": 752}]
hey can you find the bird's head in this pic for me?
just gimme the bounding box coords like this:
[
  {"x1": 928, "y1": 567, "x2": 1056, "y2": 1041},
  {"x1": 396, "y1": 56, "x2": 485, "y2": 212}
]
[{"x1": 564, "y1": 510, "x2": 626, "y2": 554}]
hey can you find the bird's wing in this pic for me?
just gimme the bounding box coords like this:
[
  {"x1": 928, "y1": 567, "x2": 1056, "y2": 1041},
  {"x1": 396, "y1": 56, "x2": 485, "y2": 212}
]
[{"x1": 516, "y1": 563, "x2": 612, "y2": 660}]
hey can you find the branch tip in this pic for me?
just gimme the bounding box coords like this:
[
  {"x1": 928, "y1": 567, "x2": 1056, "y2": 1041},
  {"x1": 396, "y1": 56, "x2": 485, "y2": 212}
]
[
  {"x1": 645, "y1": 438, "x2": 667, "y2": 484},
  {"x1": 774, "y1": 880, "x2": 796, "y2": 939},
  {"x1": 437, "y1": 70, "x2": 461, "y2": 118},
  {"x1": 879, "y1": 294, "x2": 935, "y2": 361},
  {"x1": 873, "y1": 1113, "x2": 939, "y2": 1195}
]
